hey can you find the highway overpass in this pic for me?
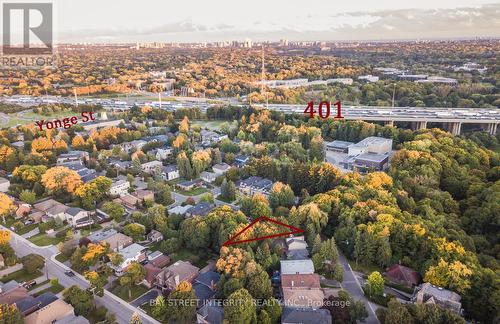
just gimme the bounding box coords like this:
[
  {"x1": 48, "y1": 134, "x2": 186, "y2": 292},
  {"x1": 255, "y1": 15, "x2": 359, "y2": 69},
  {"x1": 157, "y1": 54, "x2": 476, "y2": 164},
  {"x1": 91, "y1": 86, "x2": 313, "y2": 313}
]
[{"x1": 1, "y1": 96, "x2": 498, "y2": 135}]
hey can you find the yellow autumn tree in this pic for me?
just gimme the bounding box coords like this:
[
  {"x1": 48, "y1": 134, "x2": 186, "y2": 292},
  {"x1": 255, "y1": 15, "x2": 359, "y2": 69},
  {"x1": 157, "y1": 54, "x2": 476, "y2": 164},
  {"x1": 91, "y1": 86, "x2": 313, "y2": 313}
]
[
  {"x1": 175, "y1": 281, "x2": 192, "y2": 293},
  {"x1": 71, "y1": 135, "x2": 86, "y2": 149},
  {"x1": 216, "y1": 247, "x2": 248, "y2": 279},
  {"x1": 0, "y1": 229, "x2": 11, "y2": 245},
  {"x1": 0, "y1": 193, "x2": 15, "y2": 220},
  {"x1": 41, "y1": 166, "x2": 82, "y2": 194},
  {"x1": 82, "y1": 243, "x2": 107, "y2": 263},
  {"x1": 424, "y1": 258, "x2": 473, "y2": 294},
  {"x1": 0, "y1": 145, "x2": 14, "y2": 164},
  {"x1": 179, "y1": 116, "x2": 189, "y2": 133}
]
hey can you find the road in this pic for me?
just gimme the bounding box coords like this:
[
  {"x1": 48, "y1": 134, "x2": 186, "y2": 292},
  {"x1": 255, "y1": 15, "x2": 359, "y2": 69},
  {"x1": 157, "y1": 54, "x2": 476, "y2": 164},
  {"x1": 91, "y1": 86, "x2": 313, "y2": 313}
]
[
  {"x1": 338, "y1": 252, "x2": 379, "y2": 324},
  {"x1": 4, "y1": 227, "x2": 160, "y2": 324}
]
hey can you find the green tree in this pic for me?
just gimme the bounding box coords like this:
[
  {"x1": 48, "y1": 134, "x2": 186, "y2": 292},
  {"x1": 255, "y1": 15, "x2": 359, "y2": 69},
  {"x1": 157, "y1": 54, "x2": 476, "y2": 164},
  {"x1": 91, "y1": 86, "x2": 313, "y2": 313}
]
[
  {"x1": 258, "y1": 310, "x2": 272, "y2": 324},
  {"x1": 20, "y1": 253, "x2": 45, "y2": 274},
  {"x1": 167, "y1": 281, "x2": 197, "y2": 323},
  {"x1": 63, "y1": 285, "x2": 95, "y2": 317},
  {"x1": 123, "y1": 223, "x2": 146, "y2": 242},
  {"x1": 224, "y1": 288, "x2": 256, "y2": 324},
  {"x1": 366, "y1": 271, "x2": 384, "y2": 297},
  {"x1": 101, "y1": 201, "x2": 125, "y2": 222},
  {"x1": 384, "y1": 299, "x2": 413, "y2": 324},
  {"x1": 220, "y1": 178, "x2": 236, "y2": 201},
  {"x1": 263, "y1": 298, "x2": 282, "y2": 324},
  {"x1": 19, "y1": 190, "x2": 36, "y2": 204}
]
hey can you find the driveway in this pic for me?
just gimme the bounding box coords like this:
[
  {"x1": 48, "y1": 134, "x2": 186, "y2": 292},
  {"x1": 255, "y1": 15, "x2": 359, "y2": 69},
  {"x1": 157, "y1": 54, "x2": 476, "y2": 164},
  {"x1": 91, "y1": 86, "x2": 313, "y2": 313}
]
[{"x1": 131, "y1": 289, "x2": 160, "y2": 307}]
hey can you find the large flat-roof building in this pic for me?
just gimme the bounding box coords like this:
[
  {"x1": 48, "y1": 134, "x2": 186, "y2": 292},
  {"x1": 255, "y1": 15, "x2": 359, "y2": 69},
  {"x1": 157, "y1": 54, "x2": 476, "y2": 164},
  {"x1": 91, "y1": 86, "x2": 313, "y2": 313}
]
[
  {"x1": 348, "y1": 136, "x2": 392, "y2": 156},
  {"x1": 325, "y1": 140, "x2": 353, "y2": 153}
]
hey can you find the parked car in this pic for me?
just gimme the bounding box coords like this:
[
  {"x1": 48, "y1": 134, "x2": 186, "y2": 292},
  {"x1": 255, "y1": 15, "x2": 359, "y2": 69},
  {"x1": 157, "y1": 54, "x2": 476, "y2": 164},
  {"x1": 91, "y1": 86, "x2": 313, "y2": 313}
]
[{"x1": 21, "y1": 280, "x2": 36, "y2": 289}]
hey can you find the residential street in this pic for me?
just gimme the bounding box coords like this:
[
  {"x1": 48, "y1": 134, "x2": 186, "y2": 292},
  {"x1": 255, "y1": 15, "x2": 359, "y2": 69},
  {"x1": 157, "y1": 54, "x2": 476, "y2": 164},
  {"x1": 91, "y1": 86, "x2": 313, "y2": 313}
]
[
  {"x1": 338, "y1": 252, "x2": 380, "y2": 324},
  {"x1": 3, "y1": 226, "x2": 160, "y2": 324}
]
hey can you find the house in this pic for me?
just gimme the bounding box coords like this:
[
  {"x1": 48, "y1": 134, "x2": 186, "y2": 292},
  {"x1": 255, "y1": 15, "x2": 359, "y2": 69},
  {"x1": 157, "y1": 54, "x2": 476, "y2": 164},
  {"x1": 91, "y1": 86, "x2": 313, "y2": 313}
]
[
  {"x1": 161, "y1": 165, "x2": 179, "y2": 181},
  {"x1": 133, "y1": 189, "x2": 155, "y2": 202},
  {"x1": 87, "y1": 228, "x2": 118, "y2": 243},
  {"x1": 0, "y1": 177, "x2": 10, "y2": 192},
  {"x1": 385, "y1": 264, "x2": 421, "y2": 287},
  {"x1": 186, "y1": 202, "x2": 215, "y2": 218},
  {"x1": 24, "y1": 298, "x2": 75, "y2": 324},
  {"x1": 212, "y1": 163, "x2": 230, "y2": 175},
  {"x1": 61, "y1": 161, "x2": 87, "y2": 173},
  {"x1": 286, "y1": 236, "x2": 309, "y2": 260},
  {"x1": 143, "y1": 263, "x2": 163, "y2": 288},
  {"x1": 108, "y1": 159, "x2": 132, "y2": 171},
  {"x1": 103, "y1": 233, "x2": 133, "y2": 252},
  {"x1": 15, "y1": 203, "x2": 31, "y2": 219},
  {"x1": 114, "y1": 194, "x2": 139, "y2": 210},
  {"x1": 147, "y1": 229, "x2": 163, "y2": 243},
  {"x1": 280, "y1": 259, "x2": 315, "y2": 275},
  {"x1": 282, "y1": 288, "x2": 325, "y2": 308},
  {"x1": 141, "y1": 160, "x2": 163, "y2": 174},
  {"x1": 200, "y1": 171, "x2": 217, "y2": 183},
  {"x1": 156, "y1": 260, "x2": 200, "y2": 292},
  {"x1": 193, "y1": 271, "x2": 220, "y2": 305},
  {"x1": 281, "y1": 273, "x2": 321, "y2": 290},
  {"x1": 116, "y1": 140, "x2": 147, "y2": 153},
  {"x1": 0, "y1": 281, "x2": 28, "y2": 304},
  {"x1": 197, "y1": 302, "x2": 224, "y2": 324},
  {"x1": 281, "y1": 307, "x2": 332, "y2": 324},
  {"x1": 177, "y1": 179, "x2": 203, "y2": 191},
  {"x1": 155, "y1": 147, "x2": 172, "y2": 160},
  {"x1": 412, "y1": 283, "x2": 462, "y2": 314},
  {"x1": 33, "y1": 198, "x2": 69, "y2": 222},
  {"x1": 234, "y1": 155, "x2": 249, "y2": 168},
  {"x1": 238, "y1": 176, "x2": 273, "y2": 197},
  {"x1": 109, "y1": 179, "x2": 130, "y2": 196},
  {"x1": 56, "y1": 151, "x2": 89, "y2": 165},
  {"x1": 15, "y1": 292, "x2": 58, "y2": 316},
  {"x1": 200, "y1": 130, "x2": 228, "y2": 144},
  {"x1": 65, "y1": 207, "x2": 92, "y2": 228},
  {"x1": 27, "y1": 211, "x2": 44, "y2": 224},
  {"x1": 148, "y1": 252, "x2": 170, "y2": 268},
  {"x1": 167, "y1": 205, "x2": 191, "y2": 216},
  {"x1": 112, "y1": 243, "x2": 147, "y2": 275},
  {"x1": 54, "y1": 314, "x2": 90, "y2": 324}
]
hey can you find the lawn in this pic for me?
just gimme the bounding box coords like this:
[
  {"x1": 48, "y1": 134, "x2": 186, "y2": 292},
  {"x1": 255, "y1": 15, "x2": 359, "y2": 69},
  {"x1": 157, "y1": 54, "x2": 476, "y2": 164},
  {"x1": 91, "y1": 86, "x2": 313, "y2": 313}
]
[
  {"x1": 55, "y1": 253, "x2": 70, "y2": 263},
  {"x1": 28, "y1": 233, "x2": 64, "y2": 246},
  {"x1": 110, "y1": 283, "x2": 149, "y2": 302},
  {"x1": 140, "y1": 302, "x2": 162, "y2": 322},
  {"x1": 0, "y1": 269, "x2": 42, "y2": 283},
  {"x1": 17, "y1": 223, "x2": 38, "y2": 235},
  {"x1": 33, "y1": 282, "x2": 65, "y2": 296},
  {"x1": 216, "y1": 195, "x2": 235, "y2": 203},
  {"x1": 79, "y1": 224, "x2": 103, "y2": 237},
  {"x1": 169, "y1": 247, "x2": 215, "y2": 269},
  {"x1": 347, "y1": 259, "x2": 383, "y2": 276},
  {"x1": 174, "y1": 187, "x2": 209, "y2": 196}
]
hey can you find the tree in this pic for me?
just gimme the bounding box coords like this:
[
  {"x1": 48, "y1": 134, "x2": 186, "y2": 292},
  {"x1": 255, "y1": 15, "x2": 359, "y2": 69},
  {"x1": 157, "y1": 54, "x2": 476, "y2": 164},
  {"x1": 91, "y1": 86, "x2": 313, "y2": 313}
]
[
  {"x1": 258, "y1": 310, "x2": 272, "y2": 324},
  {"x1": 220, "y1": 178, "x2": 236, "y2": 201},
  {"x1": 75, "y1": 176, "x2": 112, "y2": 209},
  {"x1": 0, "y1": 193, "x2": 14, "y2": 223},
  {"x1": 269, "y1": 182, "x2": 295, "y2": 209},
  {"x1": 41, "y1": 166, "x2": 82, "y2": 195},
  {"x1": 0, "y1": 230, "x2": 11, "y2": 245},
  {"x1": 246, "y1": 266, "x2": 273, "y2": 299},
  {"x1": 309, "y1": 135, "x2": 325, "y2": 161},
  {"x1": 120, "y1": 262, "x2": 145, "y2": 299},
  {"x1": 177, "y1": 152, "x2": 194, "y2": 179},
  {"x1": 366, "y1": 271, "x2": 384, "y2": 297},
  {"x1": 63, "y1": 285, "x2": 94, "y2": 316},
  {"x1": 263, "y1": 298, "x2": 282, "y2": 324},
  {"x1": 21, "y1": 253, "x2": 45, "y2": 274},
  {"x1": 179, "y1": 116, "x2": 189, "y2": 133},
  {"x1": 101, "y1": 201, "x2": 125, "y2": 222},
  {"x1": 167, "y1": 281, "x2": 197, "y2": 323},
  {"x1": 123, "y1": 223, "x2": 146, "y2": 242},
  {"x1": 129, "y1": 312, "x2": 142, "y2": 324},
  {"x1": 224, "y1": 288, "x2": 256, "y2": 324},
  {"x1": 19, "y1": 190, "x2": 36, "y2": 204},
  {"x1": 0, "y1": 304, "x2": 23, "y2": 324},
  {"x1": 384, "y1": 299, "x2": 414, "y2": 324},
  {"x1": 312, "y1": 238, "x2": 342, "y2": 281},
  {"x1": 84, "y1": 270, "x2": 106, "y2": 296}
]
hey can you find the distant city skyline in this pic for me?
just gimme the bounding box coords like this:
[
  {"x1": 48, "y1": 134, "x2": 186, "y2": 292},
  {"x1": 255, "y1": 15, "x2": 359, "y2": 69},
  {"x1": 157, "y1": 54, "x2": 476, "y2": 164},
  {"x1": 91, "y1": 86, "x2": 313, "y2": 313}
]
[{"x1": 31, "y1": 0, "x2": 500, "y2": 42}]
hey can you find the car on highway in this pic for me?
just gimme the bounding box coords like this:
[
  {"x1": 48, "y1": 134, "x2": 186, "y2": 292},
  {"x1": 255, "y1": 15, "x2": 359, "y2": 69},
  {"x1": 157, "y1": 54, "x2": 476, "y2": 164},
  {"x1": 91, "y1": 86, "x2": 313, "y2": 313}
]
[{"x1": 64, "y1": 270, "x2": 75, "y2": 277}]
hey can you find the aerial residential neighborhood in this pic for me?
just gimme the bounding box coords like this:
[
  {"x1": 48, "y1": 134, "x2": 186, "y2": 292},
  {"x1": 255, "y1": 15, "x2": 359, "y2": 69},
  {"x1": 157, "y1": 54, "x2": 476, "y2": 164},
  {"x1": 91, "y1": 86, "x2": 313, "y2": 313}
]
[{"x1": 0, "y1": 1, "x2": 498, "y2": 324}]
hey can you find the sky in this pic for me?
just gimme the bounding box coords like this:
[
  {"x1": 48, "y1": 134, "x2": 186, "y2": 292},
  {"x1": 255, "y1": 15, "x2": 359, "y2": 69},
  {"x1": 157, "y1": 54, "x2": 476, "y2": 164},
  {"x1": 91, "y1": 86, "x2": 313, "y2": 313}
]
[{"x1": 27, "y1": 0, "x2": 500, "y2": 42}]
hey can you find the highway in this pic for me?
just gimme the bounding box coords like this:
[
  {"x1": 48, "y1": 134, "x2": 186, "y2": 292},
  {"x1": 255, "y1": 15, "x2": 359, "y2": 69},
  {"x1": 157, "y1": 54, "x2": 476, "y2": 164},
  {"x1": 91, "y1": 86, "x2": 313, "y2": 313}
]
[
  {"x1": 1, "y1": 95, "x2": 499, "y2": 124},
  {"x1": 3, "y1": 227, "x2": 160, "y2": 324}
]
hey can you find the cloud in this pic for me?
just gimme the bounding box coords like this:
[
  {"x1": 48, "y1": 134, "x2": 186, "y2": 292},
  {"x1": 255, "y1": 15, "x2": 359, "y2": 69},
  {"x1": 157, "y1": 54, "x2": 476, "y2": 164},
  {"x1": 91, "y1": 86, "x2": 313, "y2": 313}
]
[{"x1": 57, "y1": 3, "x2": 500, "y2": 42}]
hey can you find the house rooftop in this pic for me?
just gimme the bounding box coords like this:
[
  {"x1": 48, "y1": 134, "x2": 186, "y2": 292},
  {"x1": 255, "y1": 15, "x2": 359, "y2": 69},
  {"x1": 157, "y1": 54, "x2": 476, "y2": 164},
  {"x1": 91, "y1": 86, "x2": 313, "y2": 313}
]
[
  {"x1": 351, "y1": 136, "x2": 391, "y2": 148},
  {"x1": 187, "y1": 202, "x2": 215, "y2": 217},
  {"x1": 117, "y1": 243, "x2": 146, "y2": 260},
  {"x1": 417, "y1": 282, "x2": 461, "y2": 302},
  {"x1": 281, "y1": 274, "x2": 321, "y2": 289},
  {"x1": 281, "y1": 307, "x2": 331, "y2": 324},
  {"x1": 355, "y1": 152, "x2": 388, "y2": 163},
  {"x1": 87, "y1": 229, "x2": 118, "y2": 242},
  {"x1": 66, "y1": 207, "x2": 86, "y2": 216},
  {"x1": 280, "y1": 259, "x2": 315, "y2": 274}
]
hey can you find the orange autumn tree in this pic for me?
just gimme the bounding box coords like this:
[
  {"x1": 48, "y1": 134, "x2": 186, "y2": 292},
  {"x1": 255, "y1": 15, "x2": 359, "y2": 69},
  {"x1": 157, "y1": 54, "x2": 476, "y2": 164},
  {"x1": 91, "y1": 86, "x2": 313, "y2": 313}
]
[
  {"x1": 0, "y1": 229, "x2": 11, "y2": 245},
  {"x1": 0, "y1": 193, "x2": 15, "y2": 223},
  {"x1": 82, "y1": 243, "x2": 108, "y2": 265},
  {"x1": 41, "y1": 166, "x2": 82, "y2": 195}
]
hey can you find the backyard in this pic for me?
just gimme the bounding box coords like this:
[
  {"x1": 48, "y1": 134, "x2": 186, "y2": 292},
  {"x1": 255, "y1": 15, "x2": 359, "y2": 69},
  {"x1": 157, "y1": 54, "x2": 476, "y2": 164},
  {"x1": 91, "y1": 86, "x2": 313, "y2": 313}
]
[
  {"x1": 0, "y1": 268, "x2": 42, "y2": 283},
  {"x1": 28, "y1": 233, "x2": 64, "y2": 246},
  {"x1": 111, "y1": 283, "x2": 149, "y2": 302}
]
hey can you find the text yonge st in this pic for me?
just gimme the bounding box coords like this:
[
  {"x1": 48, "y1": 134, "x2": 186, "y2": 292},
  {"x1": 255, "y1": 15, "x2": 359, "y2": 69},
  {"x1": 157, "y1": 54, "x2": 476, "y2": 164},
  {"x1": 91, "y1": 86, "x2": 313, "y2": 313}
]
[{"x1": 150, "y1": 298, "x2": 351, "y2": 308}]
